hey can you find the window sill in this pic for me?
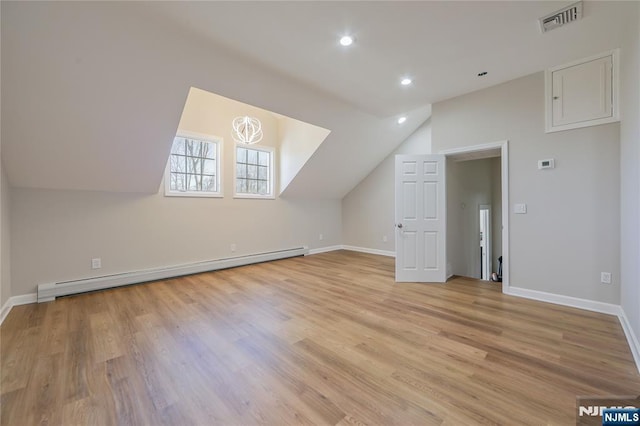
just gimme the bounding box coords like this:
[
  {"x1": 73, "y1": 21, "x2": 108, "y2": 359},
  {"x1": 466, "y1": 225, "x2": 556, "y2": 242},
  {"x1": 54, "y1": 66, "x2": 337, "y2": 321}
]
[
  {"x1": 233, "y1": 193, "x2": 275, "y2": 200},
  {"x1": 165, "y1": 191, "x2": 223, "y2": 198}
]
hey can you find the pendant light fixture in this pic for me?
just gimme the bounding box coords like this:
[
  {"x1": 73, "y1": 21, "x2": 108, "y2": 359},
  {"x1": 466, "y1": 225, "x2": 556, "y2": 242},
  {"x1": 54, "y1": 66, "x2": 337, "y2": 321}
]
[{"x1": 232, "y1": 116, "x2": 263, "y2": 145}]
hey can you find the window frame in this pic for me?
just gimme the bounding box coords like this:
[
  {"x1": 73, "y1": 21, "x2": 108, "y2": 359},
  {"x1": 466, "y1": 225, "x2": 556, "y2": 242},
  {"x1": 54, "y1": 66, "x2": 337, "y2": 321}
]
[
  {"x1": 233, "y1": 144, "x2": 275, "y2": 200},
  {"x1": 164, "y1": 131, "x2": 223, "y2": 198}
]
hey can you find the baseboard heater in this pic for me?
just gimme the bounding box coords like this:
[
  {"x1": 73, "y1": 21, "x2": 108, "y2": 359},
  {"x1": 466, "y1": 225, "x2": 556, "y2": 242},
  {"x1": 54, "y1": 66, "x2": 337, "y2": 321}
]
[{"x1": 37, "y1": 246, "x2": 308, "y2": 303}]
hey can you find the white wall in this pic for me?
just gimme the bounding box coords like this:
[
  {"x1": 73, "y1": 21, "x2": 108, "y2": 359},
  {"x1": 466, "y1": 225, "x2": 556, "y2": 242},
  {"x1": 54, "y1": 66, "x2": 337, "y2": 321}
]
[
  {"x1": 278, "y1": 117, "x2": 330, "y2": 195},
  {"x1": 620, "y1": 3, "x2": 640, "y2": 346},
  {"x1": 432, "y1": 72, "x2": 621, "y2": 304},
  {"x1": 1, "y1": 160, "x2": 11, "y2": 307},
  {"x1": 342, "y1": 120, "x2": 431, "y2": 252},
  {"x1": 10, "y1": 189, "x2": 341, "y2": 297},
  {"x1": 9, "y1": 88, "x2": 343, "y2": 297},
  {"x1": 446, "y1": 158, "x2": 499, "y2": 279}
]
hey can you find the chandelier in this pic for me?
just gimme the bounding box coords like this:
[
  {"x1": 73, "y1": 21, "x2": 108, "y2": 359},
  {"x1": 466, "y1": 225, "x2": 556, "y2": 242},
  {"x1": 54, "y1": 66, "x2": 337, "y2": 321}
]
[{"x1": 232, "y1": 116, "x2": 263, "y2": 145}]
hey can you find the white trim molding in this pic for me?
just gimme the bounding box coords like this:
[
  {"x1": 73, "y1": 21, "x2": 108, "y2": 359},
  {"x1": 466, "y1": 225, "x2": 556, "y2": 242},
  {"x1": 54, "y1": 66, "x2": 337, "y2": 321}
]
[
  {"x1": 307, "y1": 245, "x2": 344, "y2": 255},
  {"x1": 310, "y1": 248, "x2": 639, "y2": 373},
  {"x1": 1, "y1": 293, "x2": 37, "y2": 325},
  {"x1": 439, "y1": 140, "x2": 510, "y2": 293},
  {"x1": 233, "y1": 143, "x2": 276, "y2": 200},
  {"x1": 307, "y1": 245, "x2": 396, "y2": 257},
  {"x1": 37, "y1": 247, "x2": 307, "y2": 303},
  {"x1": 164, "y1": 132, "x2": 224, "y2": 198},
  {"x1": 6, "y1": 244, "x2": 639, "y2": 374},
  {"x1": 619, "y1": 308, "x2": 640, "y2": 374},
  {"x1": 341, "y1": 245, "x2": 396, "y2": 258},
  {"x1": 506, "y1": 286, "x2": 640, "y2": 374},
  {"x1": 505, "y1": 286, "x2": 622, "y2": 315}
]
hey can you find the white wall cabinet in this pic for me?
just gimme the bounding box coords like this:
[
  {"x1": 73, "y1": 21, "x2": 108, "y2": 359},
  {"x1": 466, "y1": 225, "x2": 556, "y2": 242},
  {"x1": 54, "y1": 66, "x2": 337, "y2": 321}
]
[{"x1": 545, "y1": 49, "x2": 619, "y2": 133}]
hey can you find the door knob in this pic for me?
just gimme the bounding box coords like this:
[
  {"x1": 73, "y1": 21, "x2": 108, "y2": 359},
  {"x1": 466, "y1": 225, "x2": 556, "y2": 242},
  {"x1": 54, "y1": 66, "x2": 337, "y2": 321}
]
[{"x1": 397, "y1": 223, "x2": 403, "y2": 229}]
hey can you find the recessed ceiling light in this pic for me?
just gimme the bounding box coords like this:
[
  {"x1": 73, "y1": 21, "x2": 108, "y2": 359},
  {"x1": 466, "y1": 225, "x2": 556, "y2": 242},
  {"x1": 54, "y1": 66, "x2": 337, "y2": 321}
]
[
  {"x1": 397, "y1": 116, "x2": 407, "y2": 124},
  {"x1": 339, "y1": 35, "x2": 354, "y2": 47},
  {"x1": 400, "y1": 78, "x2": 412, "y2": 86}
]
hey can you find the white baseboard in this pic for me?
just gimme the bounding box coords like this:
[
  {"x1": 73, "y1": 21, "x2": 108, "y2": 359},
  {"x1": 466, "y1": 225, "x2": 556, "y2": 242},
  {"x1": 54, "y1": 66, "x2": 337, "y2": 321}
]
[
  {"x1": 505, "y1": 286, "x2": 621, "y2": 315},
  {"x1": 306, "y1": 244, "x2": 396, "y2": 258},
  {"x1": 308, "y1": 245, "x2": 343, "y2": 255},
  {"x1": 8, "y1": 247, "x2": 640, "y2": 375},
  {"x1": 506, "y1": 286, "x2": 640, "y2": 374},
  {"x1": 619, "y1": 308, "x2": 640, "y2": 374},
  {"x1": 0, "y1": 293, "x2": 38, "y2": 325},
  {"x1": 341, "y1": 245, "x2": 396, "y2": 258},
  {"x1": 37, "y1": 247, "x2": 308, "y2": 303}
]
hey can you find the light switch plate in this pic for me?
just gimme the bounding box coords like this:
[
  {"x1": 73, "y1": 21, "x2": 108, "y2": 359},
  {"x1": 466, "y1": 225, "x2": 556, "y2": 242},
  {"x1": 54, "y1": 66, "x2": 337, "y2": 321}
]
[
  {"x1": 538, "y1": 159, "x2": 555, "y2": 169},
  {"x1": 514, "y1": 203, "x2": 527, "y2": 214}
]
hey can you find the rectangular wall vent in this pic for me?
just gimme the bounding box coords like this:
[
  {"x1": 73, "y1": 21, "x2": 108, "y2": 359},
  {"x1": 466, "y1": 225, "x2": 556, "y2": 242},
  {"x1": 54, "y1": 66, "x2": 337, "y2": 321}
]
[{"x1": 539, "y1": 1, "x2": 583, "y2": 33}]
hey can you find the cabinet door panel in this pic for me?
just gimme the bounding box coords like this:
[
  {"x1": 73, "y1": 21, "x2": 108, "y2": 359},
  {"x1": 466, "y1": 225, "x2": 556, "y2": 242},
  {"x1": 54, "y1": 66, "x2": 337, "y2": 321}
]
[{"x1": 552, "y1": 56, "x2": 612, "y2": 127}]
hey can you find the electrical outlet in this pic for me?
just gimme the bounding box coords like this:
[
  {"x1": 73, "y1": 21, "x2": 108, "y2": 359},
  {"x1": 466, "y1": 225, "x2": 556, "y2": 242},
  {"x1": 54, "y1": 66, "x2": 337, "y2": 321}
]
[
  {"x1": 601, "y1": 272, "x2": 612, "y2": 284},
  {"x1": 382, "y1": 235, "x2": 388, "y2": 242},
  {"x1": 319, "y1": 233, "x2": 324, "y2": 241},
  {"x1": 230, "y1": 243, "x2": 237, "y2": 252},
  {"x1": 91, "y1": 258, "x2": 102, "y2": 269}
]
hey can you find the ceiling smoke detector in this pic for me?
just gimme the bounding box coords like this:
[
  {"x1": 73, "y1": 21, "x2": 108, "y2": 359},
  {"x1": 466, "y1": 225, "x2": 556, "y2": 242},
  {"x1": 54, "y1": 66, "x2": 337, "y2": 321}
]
[{"x1": 539, "y1": 1, "x2": 583, "y2": 33}]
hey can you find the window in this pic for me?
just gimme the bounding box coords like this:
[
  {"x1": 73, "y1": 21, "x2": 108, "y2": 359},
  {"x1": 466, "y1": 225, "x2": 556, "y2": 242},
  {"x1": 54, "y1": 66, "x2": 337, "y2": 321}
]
[
  {"x1": 235, "y1": 145, "x2": 274, "y2": 198},
  {"x1": 165, "y1": 134, "x2": 221, "y2": 197}
]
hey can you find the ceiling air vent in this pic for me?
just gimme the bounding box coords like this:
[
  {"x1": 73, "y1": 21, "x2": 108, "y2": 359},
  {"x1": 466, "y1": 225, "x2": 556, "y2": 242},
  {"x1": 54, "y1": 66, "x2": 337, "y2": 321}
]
[{"x1": 539, "y1": 1, "x2": 583, "y2": 33}]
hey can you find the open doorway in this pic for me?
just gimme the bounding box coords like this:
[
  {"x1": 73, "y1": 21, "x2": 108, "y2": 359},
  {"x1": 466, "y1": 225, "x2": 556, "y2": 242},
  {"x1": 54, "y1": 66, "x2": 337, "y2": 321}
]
[
  {"x1": 439, "y1": 141, "x2": 509, "y2": 292},
  {"x1": 479, "y1": 205, "x2": 491, "y2": 280}
]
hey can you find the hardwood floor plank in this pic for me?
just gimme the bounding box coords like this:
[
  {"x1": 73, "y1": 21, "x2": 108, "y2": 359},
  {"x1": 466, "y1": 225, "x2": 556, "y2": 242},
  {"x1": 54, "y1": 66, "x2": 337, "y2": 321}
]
[
  {"x1": 2, "y1": 250, "x2": 639, "y2": 425},
  {"x1": 0, "y1": 327, "x2": 40, "y2": 395}
]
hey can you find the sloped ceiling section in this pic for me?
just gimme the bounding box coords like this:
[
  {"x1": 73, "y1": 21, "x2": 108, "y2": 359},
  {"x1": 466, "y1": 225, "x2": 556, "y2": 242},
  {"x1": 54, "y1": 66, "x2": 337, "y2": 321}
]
[
  {"x1": 1, "y1": 2, "x2": 188, "y2": 194},
  {"x1": 277, "y1": 115, "x2": 331, "y2": 196},
  {"x1": 1, "y1": 2, "x2": 427, "y2": 198}
]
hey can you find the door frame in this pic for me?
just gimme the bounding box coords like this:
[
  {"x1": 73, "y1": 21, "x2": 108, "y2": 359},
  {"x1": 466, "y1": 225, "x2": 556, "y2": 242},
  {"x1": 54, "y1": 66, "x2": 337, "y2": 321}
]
[{"x1": 438, "y1": 140, "x2": 510, "y2": 293}]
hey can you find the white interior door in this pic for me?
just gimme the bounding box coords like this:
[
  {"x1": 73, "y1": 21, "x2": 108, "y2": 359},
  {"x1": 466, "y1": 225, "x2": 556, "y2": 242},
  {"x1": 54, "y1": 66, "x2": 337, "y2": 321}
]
[{"x1": 395, "y1": 154, "x2": 446, "y2": 282}]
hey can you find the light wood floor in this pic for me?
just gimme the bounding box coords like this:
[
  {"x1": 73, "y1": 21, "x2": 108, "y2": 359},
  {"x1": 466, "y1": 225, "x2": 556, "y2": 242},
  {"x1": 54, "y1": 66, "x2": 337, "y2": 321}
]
[{"x1": 2, "y1": 250, "x2": 639, "y2": 425}]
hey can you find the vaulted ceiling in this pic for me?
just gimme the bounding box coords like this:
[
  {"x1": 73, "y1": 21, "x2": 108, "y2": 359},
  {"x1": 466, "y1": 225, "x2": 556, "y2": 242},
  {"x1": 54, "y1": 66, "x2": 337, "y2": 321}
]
[{"x1": 1, "y1": 1, "x2": 632, "y2": 198}]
